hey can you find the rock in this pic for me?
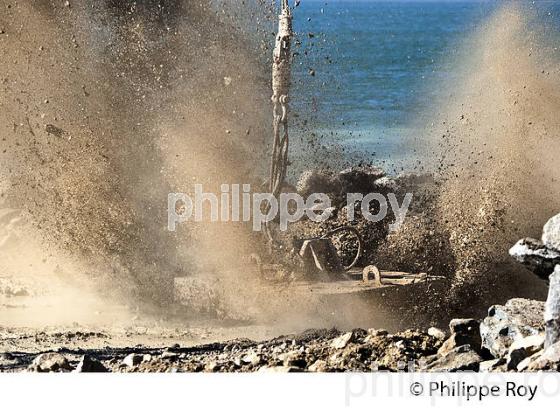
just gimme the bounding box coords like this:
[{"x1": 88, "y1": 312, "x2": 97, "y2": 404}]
[
  {"x1": 75, "y1": 355, "x2": 108, "y2": 373},
  {"x1": 527, "y1": 341, "x2": 560, "y2": 371},
  {"x1": 161, "y1": 351, "x2": 179, "y2": 360},
  {"x1": 29, "y1": 353, "x2": 71, "y2": 373},
  {"x1": 373, "y1": 176, "x2": 397, "y2": 192},
  {"x1": 279, "y1": 351, "x2": 306, "y2": 368},
  {"x1": 427, "y1": 345, "x2": 482, "y2": 372},
  {"x1": 232, "y1": 356, "x2": 242, "y2": 368},
  {"x1": 204, "y1": 361, "x2": 219, "y2": 372},
  {"x1": 428, "y1": 327, "x2": 446, "y2": 340},
  {"x1": 449, "y1": 318, "x2": 480, "y2": 335},
  {"x1": 330, "y1": 332, "x2": 353, "y2": 349},
  {"x1": 122, "y1": 353, "x2": 143, "y2": 368},
  {"x1": 438, "y1": 334, "x2": 471, "y2": 356},
  {"x1": 241, "y1": 351, "x2": 262, "y2": 366},
  {"x1": 438, "y1": 319, "x2": 481, "y2": 356},
  {"x1": 0, "y1": 352, "x2": 20, "y2": 367},
  {"x1": 308, "y1": 360, "x2": 328, "y2": 372},
  {"x1": 509, "y1": 238, "x2": 560, "y2": 279},
  {"x1": 542, "y1": 213, "x2": 560, "y2": 251},
  {"x1": 296, "y1": 170, "x2": 340, "y2": 197},
  {"x1": 368, "y1": 329, "x2": 388, "y2": 337},
  {"x1": 480, "y1": 298, "x2": 545, "y2": 358},
  {"x1": 338, "y1": 165, "x2": 386, "y2": 194},
  {"x1": 545, "y1": 266, "x2": 560, "y2": 348},
  {"x1": 506, "y1": 334, "x2": 545, "y2": 371},
  {"x1": 517, "y1": 351, "x2": 543, "y2": 372},
  {"x1": 479, "y1": 358, "x2": 506, "y2": 373}
]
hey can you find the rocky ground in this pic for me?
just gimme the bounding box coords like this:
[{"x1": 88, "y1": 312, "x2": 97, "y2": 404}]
[{"x1": 1, "y1": 297, "x2": 558, "y2": 373}]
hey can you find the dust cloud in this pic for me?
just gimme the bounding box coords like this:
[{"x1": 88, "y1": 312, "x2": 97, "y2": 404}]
[
  {"x1": 1, "y1": 1, "x2": 560, "y2": 330},
  {"x1": 404, "y1": 3, "x2": 560, "y2": 314},
  {"x1": 0, "y1": 0, "x2": 274, "y2": 319}
]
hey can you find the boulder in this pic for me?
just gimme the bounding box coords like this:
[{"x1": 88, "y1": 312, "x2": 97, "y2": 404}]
[
  {"x1": 527, "y1": 341, "x2": 560, "y2": 371},
  {"x1": 517, "y1": 351, "x2": 543, "y2": 372},
  {"x1": 29, "y1": 353, "x2": 72, "y2": 373},
  {"x1": 480, "y1": 298, "x2": 545, "y2": 358},
  {"x1": 509, "y1": 238, "x2": 560, "y2": 279},
  {"x1": 427, "y1": 327, "x2": 446, "y2": 341},
  {"x1": 506, "y1": 334, "x2": 545, "y2": 371},
  {"x1": 338, "y1": 166, "x2": 385, "y2": 194},
  {"x1": 296, "y1": 170, "x2": 340, "y2": 197},
  {"x1": 241, "y1": 351, "x2": 262, "y2": 367},
  {"x1": 438, "y1": 319, "x2": 481, "y2": 356},
  {"x1": 545, "y1": 266, "x2": 560, "y2": 347},
  {"x1": 330, "y1": 332, "x2": 354, "y2": 350},
  {"x1": 479, "y1": 358, "x2": 506, "y2": 373},
  {"x1": 543, "y1": 213, "x2": 560, "y2": 251},
  {"x1": 449, "y1": 318, "x2": 480, "y2": 335},
  {"x1": 161, "y1": 351, "x2": 179, "y2": 361},
  {"x1": 75, "y1": 355, "x2": 108, "y2": 373},
  {"x1": 122, "y1": 353, "x2": 143, "y2": 368},
  {"x1": 308, "y1": 360, "x2": 328, "y2": 372},
  {"x1": 0, "y1": 353, "x2": 20, "y2": 368},
  {"x1": 279, "y1": 351, "x2": 307, "y2": 368},
  {"x1": 427, "y1": 345, "x2": 482, "y2": 372}
]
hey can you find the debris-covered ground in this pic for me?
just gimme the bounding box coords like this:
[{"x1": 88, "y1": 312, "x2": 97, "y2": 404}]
[{"x1": 1, "y1": 297, "x2": 558, "y2": 373}]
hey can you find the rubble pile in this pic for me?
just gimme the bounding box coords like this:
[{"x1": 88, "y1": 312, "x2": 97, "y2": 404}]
[
  {"x1": 510, "y1": 213, "x2": 560, "y2": 349},
  {"x1": 0, "y1": 297, "x2": 554, "y2": 373},
  {"x1": 289, "y1": 166, "x2": 438, "y2": 267}
]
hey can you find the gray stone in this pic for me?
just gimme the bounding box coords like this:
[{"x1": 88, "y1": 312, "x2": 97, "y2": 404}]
[
  {"x1": 0, "y1": 353, "x2": 20, "y2": 367},
  {"x1": 543, "y1": 213, "x2": 560, "y2": 251},
  {"x1": 480, "y1": 298, "x2": 545, "y2": 358},
  {"x1": 368, "y1": 329, "x2": 389, "y2": 337},
  {"x1": 527, "y1": 341, "x2": 560, "y2": 371},
  {"x1": 204, "y1": 361, "x2": 219, "y2": 372},
  {"x1": 122, "y1": 353, "x2": 143, "y2": 367},
  {"x1": 506, "y1": 334, "x2": 545, "y2": 371},
  {"x1": 438, "y1": 333, "x2": 478, "y2": 356},
  {"x1": 428, "y1": 327, "x2": 446, "y2": 340},
  {"x1": 509, "y1": 238, "x2": 560, "y2": 279},
  {"x1": 29, "y1": 353, "x2": 71, "y2": 373},
  {"x1": 161, "y1": 351, "x2": 179, "y2": 360},
  {"x1": 75, "y1": 355, "x2": 108, "y2": 373},
  {"x1": 545, "y1": 266, "x2": 560, "y2": 348},
  {"x1": 479, "y1": 358, "x2": 506, "y2": 373},
  {"x1": 241, "y1": 351, "x2": 262, "y2": 366},
  {"x1": 296, "y1": 170, "x2": 340, "y2": 197},
  {"x1": 330, "y1": 332, "x2": 353, "y2": 349},
  {"x1": 427, "y1": 345, "x2": 482, "y2": 372},
  {"x1": 517, "y1": 351, "x2": 543, "y2": 372},
  {"x1": 438, "y1": 319, "x2": 481, "y2": 356},
  {"x1": 449, "y1": 318, "x2": 480, "y2": 335},
  {"x1": 308, "y1": 360, "x2": 328, "y2": 372},
  {"x1": 338, "y1": 165, "x2": 386, "y2": 194},
  {"x1": 373, "y1": 176, "x2": 397, "y2": 192},
  {"x1": 279, "y1": 351, "x2": 306, "y2": 368}
]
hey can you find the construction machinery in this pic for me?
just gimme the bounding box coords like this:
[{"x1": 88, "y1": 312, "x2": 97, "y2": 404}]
[{"x1": 173, "y1": 0, "x2": 444, "y2": 321}]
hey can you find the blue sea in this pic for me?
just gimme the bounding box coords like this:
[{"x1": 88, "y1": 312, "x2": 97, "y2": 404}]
[{"x1": 288, "y1": 0, "x2": 560, "y2": 168}]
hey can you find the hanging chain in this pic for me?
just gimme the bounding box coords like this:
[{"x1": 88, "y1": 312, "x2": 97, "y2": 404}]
[{"x1": 265, "y1": 0, "x2": 293, "y2": 243}]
